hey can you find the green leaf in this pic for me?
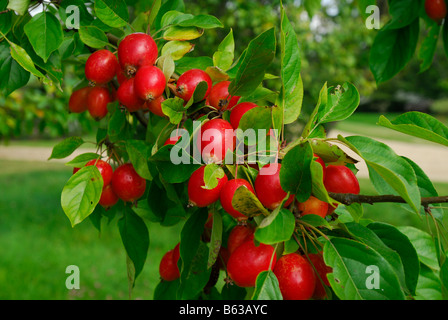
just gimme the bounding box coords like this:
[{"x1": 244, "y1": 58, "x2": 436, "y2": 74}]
[
  {"x1": 175, "y1": 56, "x2": 213, "y2": 74},
  {"x1": 154, "y1": 278, "x2": 180, "y2": 300},
  {"x1": 0, "y1": 41, "x2": 30, "y2": 96},
  {"x1": 78, "y1": 26, "x2": 110, "y2": 48},
  {"x1": 24, "y1": 12, "x2": 63, "y2": 62},
  {"x1": 161, "y1": 40, "x2": 194, "y2": 61},
  {"x1": 207, "y1": 209, "x2": 223, "y2": 268},
  {"x1": 303, "y1": 0, "x2": 321, "y2": 18},
  {"x1": 415, "y1": 264, "x2": 443, "y2": 300},
  {"x1": 178, "y1": 209, "x2": 211, "y2": 299},
  {"x1": 7, "y1": 0, "x2": 30, "y2": 15},
  {"x1": 402, "y1": 156, "x2": 444, "y2": 220},
  {"x1": 397, "y1": 226, "x2": 439, "y2": 271},
  {"x1": 309, "y1": 139, "x2": 358, "y2": 165},
  {"x1": 61, "y1": 166, "x2": 103, "y2": 227},
  {"x1": 255, "y1": 209, "x2": 295, "y2": 245},
  {"x1": 279, "y1": 4, "x2": 303, "y2": 124},
  {"x1": 369, "y1": 19, "x2": 419, "y2": 83},
  {"x1": 310, "y1": 159, "x2": 333, "y2": 204},
  {"x1": 203, "y1": 163, "x2": 225, "y2": 190},
  {"x1": 323, "y1": 237, "x2": 406, "y2": 300},
  {"x1": 418, "y1": 20, "x2": 440, "y2": 73},
  {"x1": 126, "y1": 140, "x2": 153, "y2": 181},
  {"x1": 94, "y1": 0, "x2": 129, "y2": 28},
  {"x1": 279, "y1": 140, "x2": 313, "y2": 202},
  {"x1": 231, "y1": 185, "x2": 270, "y2": 218},
  {"x1": 163, "y1": 26, "x2": 204, "y2": 41},
  {"x1": 177, "y1": 14, "x2": 223, "y2": 29},
  {"x1": 343, "y1": 135, "x2": 421, "y2": 214},
  {"x1": 387, "y1": 0, "x2": 421, "y2": 29},
  {"x1": 213, "y1": 29, "x2": 234, "y2": 71},
  {"x1": 378, "y1": 111, "x2": 448, "y2": 147},
  {"x1": 48, "y1": 136, "x2": 85, "y2": 160},
  {"x1": 317, "y1": 82, "x2": 360, "y2": 124},
  {"x1": 343, "y1": 222, "x2": 409, "y2": 295},
  {"x1": 8, "y1": 41, "x2": 46, "y2": 81},
  {"x1": 252, "y1": 271, "x2": 283, "y2": 300},
  {"x1": 228, "y1": 28, "x2": 276, "y2": 97},
  {"x1": 161, "y1": 97, "x2": 186, "y2": 124},
  {"x1": 368, "y1": 222, "x2": 420, "y2": 296},
  {"x1": 118, "y1": 206, "x2": 150, "y2": 286},
  {"x1": 65, "y1": 153, "x2": 100, "y2": 168}
]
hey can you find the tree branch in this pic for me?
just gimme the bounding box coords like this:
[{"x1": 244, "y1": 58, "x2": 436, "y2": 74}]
[
  {"x1": 134, "y1": 110, "x2": 148, "y2": 128},
  {"x1": 329, "y1": 193, "x2": 448, "y2": 207}
]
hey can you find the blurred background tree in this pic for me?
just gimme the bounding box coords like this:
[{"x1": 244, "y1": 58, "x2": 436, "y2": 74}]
[{"x1": 2, "y1": 0, "x2": 448, "y2": 142}]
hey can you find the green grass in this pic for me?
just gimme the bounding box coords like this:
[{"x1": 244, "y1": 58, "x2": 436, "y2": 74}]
[{"x1": 0, "y1": 160, "x2": 182, "y2": 300}]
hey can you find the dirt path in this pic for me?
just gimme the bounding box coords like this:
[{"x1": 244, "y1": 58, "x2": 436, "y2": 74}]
[{"x1": 1, "y1": 131, "x2": 448, "y2": 182}]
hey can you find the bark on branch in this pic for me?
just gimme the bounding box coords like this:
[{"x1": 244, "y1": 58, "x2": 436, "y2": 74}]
[{"x1": 329, "y1": 193, "x2": 448, "y2": 207}]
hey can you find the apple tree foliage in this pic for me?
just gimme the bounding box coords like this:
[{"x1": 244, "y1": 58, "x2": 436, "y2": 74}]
[{"x1": 1, "y1": 0, "x2": 448, "y2": 300}]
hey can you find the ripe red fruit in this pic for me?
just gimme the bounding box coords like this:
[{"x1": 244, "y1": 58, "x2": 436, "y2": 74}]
[
  {"x1": 85, "y1": 159, "x2": 113, "y2": 186},
  {"x1": 254, "y1": 163, "x2": 294, "y2": 210},
  {"x1": 187, "y1": 165, "x2": 228, "y2": 207},
  {"x1": 220, "y1": 179, "x2": 256, "y2": 220},
  {"x1": 197, "y1": 119, "x2": 236, "y2": 164},
  {"x1": 116, "y1": 64, "x2": 128, "y2": 85},
  {"x1": 134, "y1": 65, "x2": 166, "y2": 101},
  {"x1": 86, "y1": 86, "x2": 112, "y2": 120},
  {"x1": 117, "y1": 77, "x2": 146, "y2": 112},
  {"x1": 117, "y1": 33, "x2": 158, "y2": 75},
  {"x1": 425, "y1": 0, "x2": 447, "y2": 24},
  {"x1": 159, "y1": 246, "x2": 180, "y2": 281},
  {"x1": 69, "y1": 87, "x2": 91, "y2": 113},
  {"x1": 324, "y1": 165, "x2": 360, "y2": 195},
  {"x1": 297, "y1": 196, "x2": 329, "y2": 218},
  {"x1": 308, "y1": 253, "x2": 332, "y2": 299},
  {"x1": 227, "y1": 239, "x2": 276, "y2": 287},
  {"x1": 227, "y1": 224, "x2": 254, "y2": 255},
  {"x1": 176, "y1": 69, "x2": 213, "y2": 102},
  {"x1": 208, "y1": 81, "x2": 241, "y2": 111},
  {"x1": 99, "y1": 184, "x2": 119, "y2": 209},
  {"x1": 85, "y1": 49, "x2": 118, "y2": 85},
  {"x1": 273, "y1": 253, "x2": 316, "y2": 300},
  {"x1": 229, "y1": 102, "x2": 258, "y2": 129},
  {"x1": 164, "y1": 135, "x2": 181, "y2": 146},
  {"x1": 111, "y1": 163, "x2": 146, "y2": 202},
  {"x1": 146, "y1": 95, "x2": 165, "y2": 117}
]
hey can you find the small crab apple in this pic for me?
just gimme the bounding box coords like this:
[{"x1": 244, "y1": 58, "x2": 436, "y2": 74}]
[
  {"x1": 85, "y1": 49, "x2": 118, "y2": 85},
  {"x1": 324, "y1": 165, "x2": 360, "y2": 214},
  {"x1": 117, "y1": 77, "x2": 146, "y2": 112},
  {"x1": 163, "y1": 134, "x2": 181, "y2": 146},
  {"x1": 69, "y1": 87, "x2": 91, "y2": 113},
  {"x1": 86, "y1": 86, "x2": 112, "y2": 120},
  {"x1": 308, "y1": 253, "x2": 332, "y2": 299},
  {"x1": 176, "y1": 68, "x2": 213, "y2": 102},
  {"x1": 159, "y1": 247, "x2": 180, "y2": 281},
  {"x1": 111, "y1": 163, "x2": 146, "y2": 203},
  {"x1": 208, "y1": 81, "x2": 241, "y2": 111},
  {"x1": 227, "y1": 224, "x2": 255, "y2": 254},
  {"x1": 425, "y1": 0, "x2": 447, "y2": 24},
  {"x1": 85, "y1": 159, "x2": 114, "y2": 186},
  {"x1": 99, "y1": 184, "x2": 119, "y2": 209},
  {"x1": 187, "y1": 165, "x2": 228, "y2": 207},
  {"x1": 146, "y1": 95, "x2": 165, "y2": 117},
  {"x1": 227, "y1": 239, "x2": 276, "y2": 287},
  {"x1": 116, "y1": 64, "x2": 128, "y2": 85},
  {"x1": 274, "y1": 253, "x2": 316, "y2": 300},
  {"x1": 197, "y1": 119, "x2": 236, "y2": 164},
  {"x1": 117, "y1": 33, "x2": 158, "y2": 76},
  {"x1": 297, "y1": 196, "x2": 329, "y2": 218},
  {"x1": 134, "y1": 65, "x2": 166, "y2": 101},
  {"x1": 254, "y1": 163, "x2": 294, "y2": 210},
  {"x1": 220, "y1": 179, "x2": 256, "y2": 221},
  {"x1": 229, "y1": 102, "x2": 258, "y2": 129}
]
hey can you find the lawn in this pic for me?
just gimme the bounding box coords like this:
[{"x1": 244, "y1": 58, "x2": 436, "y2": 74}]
[{"x1": 0, "y1": 159, "x2": 446, "y2": 300}]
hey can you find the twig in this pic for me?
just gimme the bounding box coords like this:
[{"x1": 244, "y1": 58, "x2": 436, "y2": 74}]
[{"x1": 328, "y1": 193, "x2": 448, "y2": 206}]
